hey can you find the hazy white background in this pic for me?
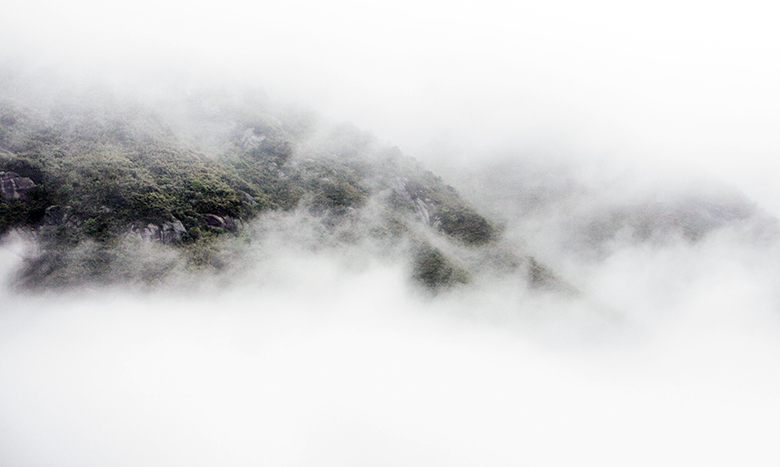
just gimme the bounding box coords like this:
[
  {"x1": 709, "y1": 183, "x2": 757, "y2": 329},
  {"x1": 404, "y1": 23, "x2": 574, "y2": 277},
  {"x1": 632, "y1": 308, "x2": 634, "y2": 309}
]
[
  {"x1": 2, "y1": 228, "x2": 780, "y2": 466},
  {"x1": 2, "y1": 0, "x2": 780, "y2": 212},
  {"x1": 2, "y1": 0, "x2": 780, "y2": 465}
]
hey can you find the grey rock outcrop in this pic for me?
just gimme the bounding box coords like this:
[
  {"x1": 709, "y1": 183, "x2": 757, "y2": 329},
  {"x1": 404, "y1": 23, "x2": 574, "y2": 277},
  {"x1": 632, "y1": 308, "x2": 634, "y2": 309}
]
[
  {"x1": 241, "y1": 128, "x2": 266, "y2": 150},
  {"x1": 204, "y1": 213, "x2": 241, "y2": 231},
  {"x1": 171, "y1": 219, "x2": 187, "y2": 237},
  {"x1": 204, "y1": 214, "x2": 226, "y2": 229},
  {"x1": 393, "y1": 177, "x2": 431, "y2": 226},
  {"x1": 141, "y1": 224, "x2": 160, "y2": 242},
  {"x1": 160, "y1": 220, "x2": 187, "y2": 243},
  {"x1": 392, "y1": 177, "x2": 414, "y2": 203},
  {"x1": 242, "y1": 192, "x2": 257, "y2": 206},
  {"x1": 0, "y1": 172, "x2": 35, "y2": 200},
  {"x1": 129, "y1": 217, "x2": 187, "y2": 244},
  {"x1": 44, "y1": 205, "x2": 69, "y2": 225},
  {"x1": 203, "y1": 214, "x2": 244, "y2": 232},
  {"x1": 43, "y1": 205, "x2": 80, "y2": 227},
  {"x1": 414, "y1": 198, "x2": 430, "y2": 226}
]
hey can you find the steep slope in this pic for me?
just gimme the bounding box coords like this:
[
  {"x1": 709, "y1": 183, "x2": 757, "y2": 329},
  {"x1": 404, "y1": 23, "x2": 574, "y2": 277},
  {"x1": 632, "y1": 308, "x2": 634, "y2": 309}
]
[{"x1": 0, "y1": 87, "x2": 520, "y2": 290}]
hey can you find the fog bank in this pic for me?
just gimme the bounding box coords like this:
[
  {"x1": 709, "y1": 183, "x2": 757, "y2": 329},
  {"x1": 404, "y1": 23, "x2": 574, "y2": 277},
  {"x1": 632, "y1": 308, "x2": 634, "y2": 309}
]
[{"x1": 2, "y1": 220, "x2": 780, "y2": 465}]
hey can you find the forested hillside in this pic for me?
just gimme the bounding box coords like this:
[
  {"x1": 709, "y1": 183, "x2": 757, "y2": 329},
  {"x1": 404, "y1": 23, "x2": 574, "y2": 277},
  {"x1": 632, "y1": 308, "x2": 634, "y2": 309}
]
[{"x1": 0, "y1": 87, "x2": 511, "y2": 289}]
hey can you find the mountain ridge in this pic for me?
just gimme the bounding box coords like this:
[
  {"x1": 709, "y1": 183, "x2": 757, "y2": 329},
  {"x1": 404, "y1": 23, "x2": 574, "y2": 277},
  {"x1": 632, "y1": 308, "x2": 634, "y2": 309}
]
[{"x1": 0, "y1": 86, "x2": 527, "y2": 290}]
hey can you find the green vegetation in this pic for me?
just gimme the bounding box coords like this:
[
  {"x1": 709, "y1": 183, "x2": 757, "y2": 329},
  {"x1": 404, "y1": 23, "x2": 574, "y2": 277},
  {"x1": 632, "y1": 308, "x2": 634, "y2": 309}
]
[
  {"x1": 0, "y1": 188, "x2": 48, "y2": 233},
  {"x1": 412, "y1": 244, "x2": 470, "y2": 290},
  {"x1": 382, "y1": 158, "x2": 498, "y2": 246},
  {"x1": 0, "y1": 89, "x2": 499, "y2": 289},
  {"x1": 527, "y1": 257, "x2": 578, "y2": 296},
  {"x1": 0, "y1": 100, "x2": 300, "y2": 237}
]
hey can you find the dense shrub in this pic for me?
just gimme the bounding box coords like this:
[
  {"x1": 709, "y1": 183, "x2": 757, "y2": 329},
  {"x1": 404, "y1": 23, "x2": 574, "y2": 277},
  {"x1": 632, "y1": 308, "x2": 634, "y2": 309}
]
[{"x1": 412, "y1": 245, "x2": 469, "y2": 290}]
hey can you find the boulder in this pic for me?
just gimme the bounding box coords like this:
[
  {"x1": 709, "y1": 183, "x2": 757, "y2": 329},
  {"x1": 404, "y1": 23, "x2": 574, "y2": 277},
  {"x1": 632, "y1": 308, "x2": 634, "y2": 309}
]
[
  {"x1": 160, "y1": 223, "x2": 176, "y2": 243},
  {"x1": 392, "y1": 177, "x2": 414, "y2": 203},
  {"x1": 133, "y1": 217, "x2": 186, "y2": 244},
  {"x1": 203, "y1": 213, "x2": 241, "y2": 231},
  {"x1": 0, "y1": 171, "x2": 35, "y2": 200},
  {"x1": 141, "y1": 224, "x2": 161, "y2": 242},
  {"x1": 204, "y1": 213, "x2": 226, "y2": 229},
  {"x1": 172, "y1": 219, "x2": 187, "y2": 237},
  {"x1": 160, "y1": 218, "x2": 187, "y2": 243},
  {"x1": 242, "y1": 192, "x2": 257, "y2": 206}
]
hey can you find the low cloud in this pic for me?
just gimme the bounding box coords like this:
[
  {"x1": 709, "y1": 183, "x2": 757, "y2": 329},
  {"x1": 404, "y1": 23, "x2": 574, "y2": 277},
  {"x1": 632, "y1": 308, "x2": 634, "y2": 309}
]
[{"x1": 2, "y1": 203, "x2": 780, "y2": 466}]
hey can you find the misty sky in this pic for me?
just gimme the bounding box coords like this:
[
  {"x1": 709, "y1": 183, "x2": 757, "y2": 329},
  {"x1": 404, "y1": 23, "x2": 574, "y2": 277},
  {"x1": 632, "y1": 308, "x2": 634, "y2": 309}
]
[{"x1": 2, "y1": 0, "x2": 780, "y2": 213}]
